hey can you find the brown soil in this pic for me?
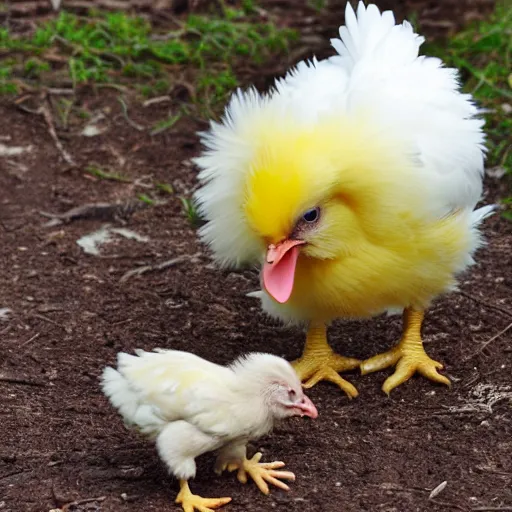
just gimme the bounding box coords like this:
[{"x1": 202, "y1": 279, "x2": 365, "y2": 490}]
[{"x1": 0, "y1": 1, "x2": 511, "y2": 512}]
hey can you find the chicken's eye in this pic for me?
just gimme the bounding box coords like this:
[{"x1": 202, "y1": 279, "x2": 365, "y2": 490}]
[
  {"x1": 302, "y1": 207, "x2": 320, "y2": 223},
  {"x1": 288, "y1": 388, "x2": 297, "y2": 400}
]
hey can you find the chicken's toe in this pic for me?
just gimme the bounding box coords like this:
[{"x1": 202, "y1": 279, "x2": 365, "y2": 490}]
[
  {"x1": 361, "y1": 309, "x2": 450, "y2": 395},
  {"x1": 292, "y1": 323, "x2": 360, "y2": 397},
  {"x1": 303, "y1": 366, "x2": 359, "y2": 398}
]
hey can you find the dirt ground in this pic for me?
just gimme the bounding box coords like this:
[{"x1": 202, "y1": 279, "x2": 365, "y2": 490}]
[{"x1": 1, "y1": 1, "x2": 511, "y2": 511}]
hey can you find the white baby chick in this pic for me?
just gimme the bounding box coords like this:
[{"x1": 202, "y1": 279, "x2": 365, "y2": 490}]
[{"x1": 101, "y1": 349, "x2": 317, "y2": 512}]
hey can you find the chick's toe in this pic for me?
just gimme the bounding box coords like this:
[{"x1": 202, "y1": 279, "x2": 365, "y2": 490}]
[
  {"x1": 176, "y1": 480, "x2": 231, "y2": 512},
  {"x1": 229, "y1": 452, "x2": 295, "y2": 495}
]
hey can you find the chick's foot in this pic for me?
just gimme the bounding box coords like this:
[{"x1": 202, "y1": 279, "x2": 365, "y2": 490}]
[
  {"x1": 360, "y1": 308, "x2": 450, "y2": 395},
  {"x1": 293, "y1": 323, "x2": 360, "y2": 398},
  {"x1": 176, "y1": 480, "x2": 231, "y2": 512},
  {"x1": 227, "y1": 452, "x2": 295, "y2": 495}
]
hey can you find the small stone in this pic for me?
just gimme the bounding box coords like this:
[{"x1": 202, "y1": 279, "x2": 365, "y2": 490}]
[{"x1": 486, "y1": 166, "x2": 506, "y2": 179}]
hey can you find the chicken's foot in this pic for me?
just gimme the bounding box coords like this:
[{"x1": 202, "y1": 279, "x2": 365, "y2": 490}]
[
  {"x1": 292, "y1": 322, "x2": 360, "y2": 398},
  {"x1": 175, "y1": 480, "x2": 231, "y2": 512},
  {"x1": 360, "y1": 308, "x2": 451, "y2": 395},
  {"x1": 227, "y1": 452, "x2": 295, "y2": 495}
]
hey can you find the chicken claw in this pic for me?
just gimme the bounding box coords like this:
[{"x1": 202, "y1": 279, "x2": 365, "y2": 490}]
[
  {"x1": 228, "y1": 452, "x2": 295, "y2": 495},
  {"x1": 176, "y1": 480, "x2": 231, "y2": 512},
  {"x1": 360, "y1": 308, "x2": 451, "y2": 395},
  {"x1": 293, "y1": 323, "x2": 360, "y2": 398}
]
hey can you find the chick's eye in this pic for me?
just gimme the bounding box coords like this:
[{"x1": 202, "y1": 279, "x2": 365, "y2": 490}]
[
  {"x1": 288, "y1": 388, "x2": 296, "y2": 399},
  {"x1": 302, "y1": 207, "x2": 320, "y2": 223}
]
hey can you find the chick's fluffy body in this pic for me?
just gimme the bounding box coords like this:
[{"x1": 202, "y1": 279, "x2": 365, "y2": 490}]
[
  {"x1": 194, "y1": 2, "x2": 493, "y2": 324},
  {"x1": 102, "y1": 350, "x2": 298, "y2": 480}
]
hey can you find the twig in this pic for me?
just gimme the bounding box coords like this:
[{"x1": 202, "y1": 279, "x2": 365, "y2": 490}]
[
  {"x1": 474, "y1": 466, "x2": 512, "y2": 476},
  {"x1": 430, "y1": 500, "x2": 468, "y2": 511},
  {"x1": 429, "y1": 481, "x2": 448, "y2": 500},
  {"x1": 117, "y1": 97, "x2": 145, "y2": 131},
  {"x1": 458, "y1": 291, "x2": 512, "y2": 319},
  {"x1": 20, "y1": 332, "x2": 40, "y2": 349},
  {"x1": 94, "y1": 83, "x2": 129, "y2": 93},
  {"x1": 46, "y1": 88, "x2": 75, "y2": 96},
  {"x1": 39, "y1": 199, "x2": 149, "y2": 227},
  {"x1": 41, "y1": 98, "x2": 76, "y2": 167},
  {"x1": 0, "y1": 470, "x2": 26, "y2": 482},
  {"x1": 143, "y1": 96, "x2": 171, "y2": 107},
  {"x1": 15, "y1": 102, "x2": 43, "y2": 115},
  {"x1": 112, "y1": 318, "x2": 133, "y2": 326},
  {"x1": 0, "y1": 372, "x2": 45, "y2": 386},
  {"x1": 61, "y1": 496, "x2": 106, "y2": 511},
  {"x1": 32, "y1": 313, "x2": 70, "y2": 333},
  {"x1": 120, "y1": 253, "x2": 200, "y2": 283},
  {"x1": 466, "y1": 322, "x2": 512, "y2": 360}
]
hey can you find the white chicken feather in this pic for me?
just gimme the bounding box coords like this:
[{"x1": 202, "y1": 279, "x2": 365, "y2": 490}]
[{"x1": 102, "y1": 349, "x2": 317, "y2": 510}]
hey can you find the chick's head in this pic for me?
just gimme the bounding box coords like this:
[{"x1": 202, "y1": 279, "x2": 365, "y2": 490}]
[
  {"x1": 231, "y1": 353, "x2": 318, "y2": 419},
  {"x1": 243, "y1": 118, "x2": 418, "y2": 304}
]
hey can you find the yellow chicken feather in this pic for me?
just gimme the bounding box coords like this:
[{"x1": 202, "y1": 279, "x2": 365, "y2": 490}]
[
  {"x1": 194, "y1": 2, "x2": 495, "y2": 395},
  {"x1": 243, "y1": 117, "x2": 476, "y2": 321}
]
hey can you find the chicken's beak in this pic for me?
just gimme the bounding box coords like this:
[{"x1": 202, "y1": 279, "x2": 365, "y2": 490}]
[
  {"x1": 296, "y1": 395, "x2": 318, "y2": 419},
  {"x1": 263, "y1": 239, "x2": 306, "y2": 304},
  {"x1": 266, "y1": 239, "x2": 305, "y2": 265}
]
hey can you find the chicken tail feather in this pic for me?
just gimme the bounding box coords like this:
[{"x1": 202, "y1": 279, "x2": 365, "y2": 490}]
[{"x1": 471, "y1": 204, "x2": 497, "y2": 226}]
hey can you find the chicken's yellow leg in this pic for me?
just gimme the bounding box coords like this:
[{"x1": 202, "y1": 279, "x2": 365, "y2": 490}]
[
  {"x1": 360, "y1": 308, "x2": 451, "y2": 395},
  {"x1": 175, "y1": 480, "x2": 231, "y2": 512},
  {"x1": 292, "y1": 322, "x2": 360, "y2": 398},
  {"x1": 227, "y1": 452, "x2": 295, "y2": 495}
]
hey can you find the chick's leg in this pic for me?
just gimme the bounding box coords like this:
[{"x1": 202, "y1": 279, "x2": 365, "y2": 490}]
[
  {"x1": 292, "y1": 322, "x2": 360, "y2": 398},
  {"x1": 176, "y1": 480, "x2": 231, "y2": 512},
  {"x1": 360, "y1": 308, "x2": 450, "y2": 395},
  {"x1": 216, "y1": 445, "x2": 295, "y2": 495},
  {"x1": 157, "y1": 422, "x2": 231, "y2": 512}
]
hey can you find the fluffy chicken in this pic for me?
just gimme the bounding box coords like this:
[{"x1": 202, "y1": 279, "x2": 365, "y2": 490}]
[
  {"x1": 193, "y1": 2, "x2": 494, "y2": 398},
  {"x1": 101, "y1": 349, "x2": 317, "y2": 512}
]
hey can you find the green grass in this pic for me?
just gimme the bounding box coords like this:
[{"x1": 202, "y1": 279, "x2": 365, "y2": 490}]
[
  {"x1": 85, "y1": 164, "x2": 131, "y2": 182},
  {"x1": 0, "y1": 8, "x2": 296, "y2": 110},
  {"x1": 423, "y1": 1, "x2": 512, "y2": 213},
  {"x1": 150, "y1": 113, "x2": 182, "y2": 136},
  {"x1": 180, "y1": 196, "x2": 203, "y2": 227},
  {"x1": 156, "y1": 182, "x2": 175, "y2": 195},
  {"x1": 137, "y1": 193, "x2": 156, "y2": 205}
]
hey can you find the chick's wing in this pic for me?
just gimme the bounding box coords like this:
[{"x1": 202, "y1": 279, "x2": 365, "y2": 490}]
[{"x1": 118, "y1": 349, "x2": 237, "y2": 436}]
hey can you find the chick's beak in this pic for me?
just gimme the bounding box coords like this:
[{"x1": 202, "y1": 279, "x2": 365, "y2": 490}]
[
  {"x1": 263, "y1": 239, "x2": 306, "y2": 304},
  {"x1": 296, "y1": 395, "x2": 318, "y2": 419}
]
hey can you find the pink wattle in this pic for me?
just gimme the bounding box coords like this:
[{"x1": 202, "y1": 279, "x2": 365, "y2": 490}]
[{"x1": 262, "y1": 245, "x2": 300, "y2": 304}]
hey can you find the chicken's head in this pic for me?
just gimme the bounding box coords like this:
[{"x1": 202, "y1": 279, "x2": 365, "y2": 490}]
[
  {"x1": 267, "y1": 372, "x2": 318, "y2": 420},
  {"x1": 243, "y1": 119, "x2": 415, "y2": 305},
  {"x1": 231, "y1": 353, "x2": 318, "y2": 419},
  {"x1": 194, "y1": 95, "x2": 422, "y2": 307}
]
